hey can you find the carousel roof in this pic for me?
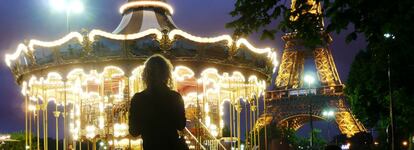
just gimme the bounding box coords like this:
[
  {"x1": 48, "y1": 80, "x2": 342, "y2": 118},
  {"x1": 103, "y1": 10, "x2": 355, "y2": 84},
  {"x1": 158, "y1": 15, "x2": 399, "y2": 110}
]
[
  {"x1": 4, "y1": 0, "x2": 278, "y2": 84},
  {"x1": 114, "y1": 0, "x2": 176, "y2": 34}
]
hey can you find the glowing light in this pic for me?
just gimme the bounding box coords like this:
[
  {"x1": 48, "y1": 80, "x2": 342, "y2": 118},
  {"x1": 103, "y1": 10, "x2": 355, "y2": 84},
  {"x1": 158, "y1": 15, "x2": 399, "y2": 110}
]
[
  {"x1": 28, "y1": 105, "x2": 36, "y2": 111},
  {"x1": 0, "y1": 135, "x2": 11, "y2": 140},
  {"x1": 236, "y1": 38, "x2": 272, "y2": 54},
  {"x1": 304, "y1": 74, "x2": 315, "y2": 85},
  {"x1": 341, "y1": 143, "x2": 351, "y2": 150},
  {"x1": 5, "y1": 28, "x2": 278, "y2": 72},
  {"x1": 114, "y1": 123, "x2": 128, "y2": 137},
  {"x1": 4, "y1": 44, "x2": 28, "y2": 67},
  {"x1": 174, "y1": 66, "x2": 195, "y2": 81},
  {"x1": 169, "y1": 29, "x2": 233, "y2": 46},
  {"x1": 69, "y1": 0, "x2": 84, "y2": 13},
  {"x1": 47, "y1": 72, "x2": 63, "y2": 80},
  {"x1": 101, "y1": 66, "x2": 125, "y2": 77},
  {"x1": 403, "y1": 141, "x2": 408, "y2": 146},
  {"x1": 50, "y1": 0, "x2": 84, "y2": 13},
  {"x1": 204, "y1": 103, "x2": 210, "y2": 113},
  {"x1": 86, "y1": 125, "x2": 96, "y2": 139},
  {"x1": 384, "y1": 33, "x2": 395, "y2": 39},
  {"x1": 322, "y1": 109, "x2": 335, "y2": 118},
  {"x1": 231, "y1": 71, "x2": 246, "y2": 82},
  {"x1": 209, "y1": 125, "x2": 218, "y2": 137},
  {"x1": 67, "y1": 68, "x2": 86, "y2": 79},
  {"x1": 205, "y1": 116, "x2": 211, "y2": 127},
  {"x1": 28, "y1": 32, "x2": 83, "y2": 51},
  {"x1": 49, "y1": 0, "x2": 66, "y2": 11},
  {"x1": 119, "y1": 1, "x2": 174, "y2": 14},
  {"x1": 88, "y1": 28, "x2": 162, "y2": 42},
  {"x1": 21, "y1": 81, "x2": 28, "y2": 96},
  {"x1": 99, "y1": 116, "x2": 105, "y2": 129}
]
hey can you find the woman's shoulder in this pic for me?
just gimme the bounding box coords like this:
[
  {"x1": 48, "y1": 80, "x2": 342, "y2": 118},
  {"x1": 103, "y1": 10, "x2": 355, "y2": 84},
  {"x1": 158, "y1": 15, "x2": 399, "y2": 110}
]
[
  {"x1": 131, "y1": 90, "x2": 148, "y2": 101},
  {"x1": 168, "y1": 90, "x2": 182, "y2": 98}
]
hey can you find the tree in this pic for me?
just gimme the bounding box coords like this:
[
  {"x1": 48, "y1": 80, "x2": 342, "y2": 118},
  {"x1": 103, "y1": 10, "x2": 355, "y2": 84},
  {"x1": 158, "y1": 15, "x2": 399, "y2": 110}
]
[
  {"x1": 227, "y1": 0, "x2": 325, "y2": 47},
  {"x1": 228, "y1": 0, "x2": 414, "y2": 148},
  {"x1": 293, "y1": 129, "x2": 327, "y2": 150}
]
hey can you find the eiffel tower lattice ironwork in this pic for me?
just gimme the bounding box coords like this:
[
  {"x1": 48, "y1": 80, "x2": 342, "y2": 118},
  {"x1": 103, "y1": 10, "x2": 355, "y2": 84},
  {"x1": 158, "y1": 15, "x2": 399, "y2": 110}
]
[{"x1": 259, "y1": 0, "x2": 367, "y2": 138}]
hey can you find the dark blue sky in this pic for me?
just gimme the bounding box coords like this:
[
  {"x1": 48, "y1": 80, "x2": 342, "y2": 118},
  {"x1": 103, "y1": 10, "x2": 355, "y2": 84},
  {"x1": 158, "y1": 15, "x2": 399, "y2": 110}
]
[{"x1": 0, "y1": 0, "x2": 365, "y2": 137}]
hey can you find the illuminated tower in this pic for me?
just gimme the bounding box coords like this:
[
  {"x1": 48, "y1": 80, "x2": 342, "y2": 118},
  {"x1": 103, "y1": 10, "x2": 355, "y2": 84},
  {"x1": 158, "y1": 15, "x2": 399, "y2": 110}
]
[{"x1": 263, "y1": 0, "x2": 366, "y2": 137}]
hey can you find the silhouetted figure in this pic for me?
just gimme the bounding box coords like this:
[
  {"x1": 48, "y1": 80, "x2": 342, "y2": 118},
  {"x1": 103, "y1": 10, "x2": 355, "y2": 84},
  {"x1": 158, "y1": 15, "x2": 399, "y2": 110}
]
[{"x1": 129, "y1": 54, "x2": 186, "y2": 150}]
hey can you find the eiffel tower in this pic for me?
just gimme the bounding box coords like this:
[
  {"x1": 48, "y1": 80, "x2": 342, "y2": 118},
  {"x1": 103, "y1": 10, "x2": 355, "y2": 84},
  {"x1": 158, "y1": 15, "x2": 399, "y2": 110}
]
[{"x1": 263, "y1": 0, "x2": 366, "y2": 138}]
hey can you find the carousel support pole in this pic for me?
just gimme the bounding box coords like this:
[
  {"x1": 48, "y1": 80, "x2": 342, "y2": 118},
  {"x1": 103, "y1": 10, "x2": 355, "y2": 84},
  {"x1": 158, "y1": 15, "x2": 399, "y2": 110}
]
[
  {"x1": 128, "y1": 139, "x2": 131, "y2": 150},
  {"x1": 202, "y1": 78, "x2": 207, "y2": 147},
  {"x1": 42, "y1": 91, "x2": 46, "y2": 150},
  {"x1": 42, "y1": 80, "x2": 49, "y2": 150},
  {"x1": 29, "y1": 107, "x2": 33, "y2": 149},
  {"x1": 244, "y1": 102, "x2": 248, "y2": 149},
  {"x1": 45, "y1": 103, "x2": 49, "y2": 150},
  {"x1": 236, "y1": 103, "x2": 241, "y2": 150},
  {"x1": 93, "y1": 138, "x2": 96, "y2": 150},
  {"x1": 25, "y1": 95, "x2": 28, "y2": 149},
  {"x1": 196, "y1": 79, "x2": 200, "y2": 150},
  {"x1": 233, "y1": 103, "x2": 237, "y2": 149},
  {"x1": 43, "y1": 104, "x2": 46, "y2": 150},
  {"x1": 125, "y1": 74, "x2": 131, "y2": 150},
  {"x1": 54, "y1": 102, "x2": 60, "y2": 150},
  {"x1": 249, "y1": 103, "x2": 253, "y2": 149},
  {"x1": 63, "y1": 80, "x2": 67, "y2": 150},
  {"x1": 264, "y1": 97, "x2": 268, "y2": 150},
  {"x1": 229, "y1": 101, "x2": 233, "y2": 149},
  {"x1": 252, "y1": 104, "x2": 256, "y2": 149},
  {"x1": 256, "y1": 99, "x2": 260, "y2": 150},
  {"x1": 80, "y1": 98, "x2": 83, "y2": 150},
  {"x1": 37, "y1": 99, "x2": 40, "y2": 150}
]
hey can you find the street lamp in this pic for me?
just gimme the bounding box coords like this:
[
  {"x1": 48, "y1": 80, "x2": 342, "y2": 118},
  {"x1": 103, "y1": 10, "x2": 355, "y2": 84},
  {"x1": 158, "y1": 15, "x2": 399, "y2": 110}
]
[
  {"x1": 304, "y1": 74, "x2": 315, "y2": 88},
  {"x1": 322, "y1": 109, "x2": 335, "y2": 142},
  {"x1": 49, "y1": 0, "x2": 84, "y2": 32},
  {"x1": 322, "y1": 109, "x2": 335, "y2": 118},
  {"x1": 384, "y1": 32, "x2": 395, "y2": 150},
  {"x1": 304, "y1": 74, "x2": 315, "y2": 148}
]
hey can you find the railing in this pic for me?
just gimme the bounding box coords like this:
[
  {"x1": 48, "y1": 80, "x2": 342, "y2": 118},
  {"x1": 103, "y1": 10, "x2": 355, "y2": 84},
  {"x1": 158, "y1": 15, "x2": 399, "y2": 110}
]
[
  {"x1": 184, "y1": 127, "x2": 207, "y2": 150},
  {"x1": 198, "y1": 121, "x2": 227, "y2": 150},
  {"x1": 265, "y1": 85, "x2": 344, "y2": 100}
]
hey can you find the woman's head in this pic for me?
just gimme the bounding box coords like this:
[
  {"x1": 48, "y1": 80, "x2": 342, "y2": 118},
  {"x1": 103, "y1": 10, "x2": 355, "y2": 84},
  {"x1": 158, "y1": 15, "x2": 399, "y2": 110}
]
[{"x1": 142, "y1": 54, "x2": 174, "y2": 89}]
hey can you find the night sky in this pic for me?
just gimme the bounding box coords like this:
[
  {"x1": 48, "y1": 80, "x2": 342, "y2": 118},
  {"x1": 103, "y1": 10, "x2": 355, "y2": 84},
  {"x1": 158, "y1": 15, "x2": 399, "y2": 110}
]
[{"x1": 0, "y1": 0, "x2": 366, "y2": 139}]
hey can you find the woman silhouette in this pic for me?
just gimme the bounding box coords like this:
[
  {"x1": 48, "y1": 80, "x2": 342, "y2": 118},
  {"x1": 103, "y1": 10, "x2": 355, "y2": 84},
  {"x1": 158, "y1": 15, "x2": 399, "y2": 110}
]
[{"x1": 129, "y1": 54, "x2": 186, "y2": 149}]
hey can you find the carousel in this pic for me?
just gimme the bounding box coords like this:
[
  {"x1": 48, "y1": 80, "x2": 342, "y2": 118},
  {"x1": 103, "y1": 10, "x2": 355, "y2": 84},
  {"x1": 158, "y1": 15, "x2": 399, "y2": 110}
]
[{"x1": 5, "y1": 0, "x2": 277, "y2": 150}]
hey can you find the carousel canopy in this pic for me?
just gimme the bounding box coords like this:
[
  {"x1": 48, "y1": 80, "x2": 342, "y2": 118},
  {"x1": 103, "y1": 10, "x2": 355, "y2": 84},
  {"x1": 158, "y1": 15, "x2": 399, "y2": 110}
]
[
  {"x1": 4, "y1": 0, "x2": 278, "y2": 84},
  {"x1": 114, "y1": 0, "x2": 177, "y2": 34}
]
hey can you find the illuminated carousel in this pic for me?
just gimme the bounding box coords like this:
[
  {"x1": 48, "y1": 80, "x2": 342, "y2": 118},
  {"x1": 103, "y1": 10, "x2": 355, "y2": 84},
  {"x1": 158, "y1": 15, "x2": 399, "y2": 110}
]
[{"x1": 5, "y1": 0, "x2": 277, "y2": 150}]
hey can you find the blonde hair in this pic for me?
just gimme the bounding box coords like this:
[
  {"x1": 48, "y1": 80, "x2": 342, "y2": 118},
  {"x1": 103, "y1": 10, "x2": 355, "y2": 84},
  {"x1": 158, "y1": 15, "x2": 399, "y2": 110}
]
[{"x1": 142, "y1": 54, "x2": 174, "y2": 89}]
